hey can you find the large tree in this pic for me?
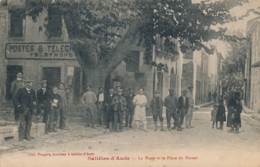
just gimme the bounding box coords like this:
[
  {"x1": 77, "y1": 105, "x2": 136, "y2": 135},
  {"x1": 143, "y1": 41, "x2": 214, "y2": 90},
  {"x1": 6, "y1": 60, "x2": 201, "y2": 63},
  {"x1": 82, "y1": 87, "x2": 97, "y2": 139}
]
[
  {"x1": 19, "y1": 0, "x2": 248, "y2": 89},
  {"x1": 222, "y1": 36, "x2": 247, "y2": 92}
]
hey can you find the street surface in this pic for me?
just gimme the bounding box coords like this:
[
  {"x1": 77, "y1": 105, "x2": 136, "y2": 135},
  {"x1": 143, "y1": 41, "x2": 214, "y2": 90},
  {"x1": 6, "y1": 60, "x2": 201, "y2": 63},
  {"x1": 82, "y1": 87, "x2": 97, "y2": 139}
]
[{"x1": 0, "y1": 106, "x2": 260, "y2": 167}]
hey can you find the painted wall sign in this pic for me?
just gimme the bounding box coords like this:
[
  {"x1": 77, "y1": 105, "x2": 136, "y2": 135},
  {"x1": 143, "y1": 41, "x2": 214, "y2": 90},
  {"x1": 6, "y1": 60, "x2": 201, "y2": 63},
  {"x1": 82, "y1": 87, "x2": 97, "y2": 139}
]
[{"x1": 5, "y1": 42, "x2": 77, "y2": 60}]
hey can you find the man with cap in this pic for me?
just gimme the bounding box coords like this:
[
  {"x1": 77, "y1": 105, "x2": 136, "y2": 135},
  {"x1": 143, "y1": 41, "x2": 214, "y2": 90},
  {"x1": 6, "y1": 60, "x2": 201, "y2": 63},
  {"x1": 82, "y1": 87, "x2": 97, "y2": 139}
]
[
  {"x1": 150, "y1": 90, "x2": 164, "y2": 131},
  {"x1": 164, "y1": 88, "x2": 179, "y2": 131},
  {"x1": 96, "y1": 87, "x2": 105, "y2": 127},
  {"x1": 177, "y1": 90, "x2": 189, "y2": 130},
  {"x1": 14, "y1": 79, "x2": 37, "y2": 141},
  {"x1": 104, "y1": 87, "x2": 115, "y2": 131},
  {"x1": 57, "y1": 83, "x2": 68, "y2": 130},
  {"x1": 36, "y1": 80, "x2": 50, "y2": 123},
  {"x1": 125, "y1": 88, "x2": 135, "y2": 128},
  {"x1": 10, "y1": 72, "x2": 24, "y2": 121},
  {"x1": 111, "y1": 88, "x2": 127, "y2": 132},
  {"x1": 81, "y1": 85, "x2": 98, "y2": 128},
  {"x1": 185, "y1": 85, "x2": 194, "y2": 128}
]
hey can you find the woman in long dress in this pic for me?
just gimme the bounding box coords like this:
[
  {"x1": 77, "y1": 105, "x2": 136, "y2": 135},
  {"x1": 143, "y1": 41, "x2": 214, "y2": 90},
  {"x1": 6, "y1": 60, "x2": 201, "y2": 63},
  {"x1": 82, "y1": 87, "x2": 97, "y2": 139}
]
[{"x1": 133, "y1": 88, "x2": 148, "y2": 132}]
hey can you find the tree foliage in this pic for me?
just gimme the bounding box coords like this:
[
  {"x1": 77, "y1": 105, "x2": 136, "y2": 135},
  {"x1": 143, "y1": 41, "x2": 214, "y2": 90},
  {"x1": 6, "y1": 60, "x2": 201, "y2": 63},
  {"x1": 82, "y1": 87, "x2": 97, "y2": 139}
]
[
  {"x1": 221, "y1": 37, "x2": 247, "y2": 91},
  {"x1": 5, "y1": 0, "x2": 249, "y2": 86}
]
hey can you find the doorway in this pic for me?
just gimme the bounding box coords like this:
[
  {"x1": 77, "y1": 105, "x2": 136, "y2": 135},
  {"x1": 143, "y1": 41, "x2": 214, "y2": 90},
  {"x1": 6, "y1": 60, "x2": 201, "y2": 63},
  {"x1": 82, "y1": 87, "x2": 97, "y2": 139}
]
[
  {"x1": 42, "y1": 67, "x2": 61, "y2": 89},
  {"x1": 6, "y1": 65, "x2": 23, "y2": 100}
]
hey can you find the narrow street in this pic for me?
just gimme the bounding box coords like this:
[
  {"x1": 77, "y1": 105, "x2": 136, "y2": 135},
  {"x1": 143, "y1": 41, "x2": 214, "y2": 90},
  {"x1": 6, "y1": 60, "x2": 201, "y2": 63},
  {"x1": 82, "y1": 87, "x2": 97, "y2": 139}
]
[{"x1": 0, "y1": 106, "x2": 260, "y2": 167}]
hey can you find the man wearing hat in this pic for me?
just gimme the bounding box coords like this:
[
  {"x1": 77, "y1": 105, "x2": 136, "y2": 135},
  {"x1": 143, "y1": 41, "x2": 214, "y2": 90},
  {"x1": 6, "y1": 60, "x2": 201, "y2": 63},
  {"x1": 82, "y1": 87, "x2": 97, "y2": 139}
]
[
  {"x1": 36, "y1": 80, "x2": 50, "y2": 123},
  {"x1": 10, "y1": 72, "x2": 24, "y2": 121},
  {"x1": 150, "y1": 90, "x2": 164, "y2": 131},
  {"x1": 111, "y1": 88, "x2": 127, "y2": 132},
  {"x1": 164, "y1": 88, "x2": 179, "y2": 131},
  {"x1": 14, "y1": 80, "x2": 37, "y2": 141},
  {"x1": 177, "y1": 90, "x2": 189, "y2": 130},
  {"x1": 81, "y1": 85, "x2": 98, "y2": 128},
  {"x1": 185, "y1": 85, "x2": 194, "y2": 128}
]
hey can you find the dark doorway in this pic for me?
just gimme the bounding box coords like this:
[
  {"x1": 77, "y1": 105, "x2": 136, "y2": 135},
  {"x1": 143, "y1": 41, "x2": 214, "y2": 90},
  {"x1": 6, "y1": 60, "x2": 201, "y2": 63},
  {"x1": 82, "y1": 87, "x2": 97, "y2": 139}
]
[
  {"x1": 73, "y1": 67, "x2": 81, "y2": 104},
  {"x1": 6, "y1": 65, "x2": 23, "y2": 100},
  {"x1": 42, "y1": 67, "x2": 61, "y2": 89}
]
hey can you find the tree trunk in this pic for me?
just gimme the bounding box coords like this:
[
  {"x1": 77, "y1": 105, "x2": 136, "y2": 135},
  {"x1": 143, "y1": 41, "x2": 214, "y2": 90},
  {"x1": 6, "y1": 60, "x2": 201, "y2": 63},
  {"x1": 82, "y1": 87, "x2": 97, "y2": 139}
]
[
  {"x1": 81, "y1": 64, "x2": 110, "y2": 91},
  {"x1": 71, "y1": 16, "x2": 151, "y2": 91}
]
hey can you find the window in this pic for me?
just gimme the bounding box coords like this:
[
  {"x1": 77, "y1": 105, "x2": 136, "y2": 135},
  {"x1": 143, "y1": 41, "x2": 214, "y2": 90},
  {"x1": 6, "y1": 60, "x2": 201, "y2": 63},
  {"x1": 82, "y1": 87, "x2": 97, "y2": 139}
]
[
  {"x1": 125, "y1": 51, "x2": 140, "y2": 72},
  {"x1": 48, "y1": 7, "x2": 62, "y2": 37},
  {"x1": 9, "y1": 9, "x2": 24, "y2": 38}
]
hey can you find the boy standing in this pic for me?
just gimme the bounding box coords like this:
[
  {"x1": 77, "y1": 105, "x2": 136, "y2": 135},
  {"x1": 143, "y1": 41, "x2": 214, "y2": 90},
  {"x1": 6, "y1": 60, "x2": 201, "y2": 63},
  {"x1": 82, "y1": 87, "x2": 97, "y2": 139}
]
[
  {"x1": 150, "y1": 91, "x2": 164, "y2": 131},
  {"x1": 47, "y1": 86, "x2": 62, "y2": 133},
  {"x1": 111, "y1": 88, "x2": 127, "y2": 132}
]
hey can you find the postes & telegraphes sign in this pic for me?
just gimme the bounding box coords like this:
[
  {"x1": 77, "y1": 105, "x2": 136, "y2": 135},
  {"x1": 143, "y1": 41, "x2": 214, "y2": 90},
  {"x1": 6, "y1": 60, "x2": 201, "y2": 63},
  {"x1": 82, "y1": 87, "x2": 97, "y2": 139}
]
[{"x1": 5, "y1": 42, "x2": 77, "y2": 60}]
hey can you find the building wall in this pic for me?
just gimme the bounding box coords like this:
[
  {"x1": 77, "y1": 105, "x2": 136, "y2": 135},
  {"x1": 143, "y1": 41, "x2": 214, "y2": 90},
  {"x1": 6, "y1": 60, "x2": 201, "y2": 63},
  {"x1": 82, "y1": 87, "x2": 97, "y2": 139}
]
[
  {"x1": 1, "y1": 4, "x2": 82, "y2": 104},
  {"x1": 247, "y1": 18, "x2": 260, "y2": 111},
  {"x1": 0, "y1": 7, "x2": 8, "y2": 104}
]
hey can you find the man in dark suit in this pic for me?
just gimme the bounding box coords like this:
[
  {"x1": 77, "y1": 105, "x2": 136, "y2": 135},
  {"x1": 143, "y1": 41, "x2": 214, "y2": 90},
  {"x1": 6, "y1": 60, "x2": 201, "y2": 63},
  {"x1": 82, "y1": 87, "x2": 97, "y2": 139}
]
[
  {"x1": 104, "y1": 88, "x2": 115, "y2": 131},
  {"x1": 125, "y1": 88, "x2": 135, "y2": 128},
  {"x1": 14, "y1": 80, "x2": 37, "y2": 141},
  {"x1": 36, "y1": 80, "x2": 50, "y2": 123},
  {"x1": 10, "y1": 72, "x2": 24, "y2": 121},
  {"x1": 96, "y1": 87, "x2": 105, "y2": 127},
  {"x1": 177, "y1": 90, "x2": 189, "y2": 130}
]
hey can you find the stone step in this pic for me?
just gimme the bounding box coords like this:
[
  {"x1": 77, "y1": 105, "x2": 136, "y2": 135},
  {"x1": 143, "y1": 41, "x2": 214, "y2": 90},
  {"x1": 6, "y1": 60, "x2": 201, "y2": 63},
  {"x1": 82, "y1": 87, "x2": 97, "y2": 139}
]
[{"x1": 0, "y1": 122, "x2": 45, "y2": 144}]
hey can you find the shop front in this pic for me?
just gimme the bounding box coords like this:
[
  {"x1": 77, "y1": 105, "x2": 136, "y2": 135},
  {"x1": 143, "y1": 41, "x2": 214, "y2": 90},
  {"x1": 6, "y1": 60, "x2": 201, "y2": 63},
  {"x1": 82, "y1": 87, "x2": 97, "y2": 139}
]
[{"x1": 5, "y1": 42, "x2": 83, "y2": 104}]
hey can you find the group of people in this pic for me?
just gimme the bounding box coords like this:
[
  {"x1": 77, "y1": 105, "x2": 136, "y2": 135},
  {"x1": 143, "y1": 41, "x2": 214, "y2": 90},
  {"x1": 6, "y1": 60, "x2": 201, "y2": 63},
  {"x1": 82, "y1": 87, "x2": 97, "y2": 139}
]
[
  {"x1": 81, "y1": 85, "x2": 195, "y2": 132},
  {"x1": 211, "y1": 91, "x2": 243, "y2": 134},
  {"x1": 10, "y1": 72, "x2": 68, "y2": 141}
]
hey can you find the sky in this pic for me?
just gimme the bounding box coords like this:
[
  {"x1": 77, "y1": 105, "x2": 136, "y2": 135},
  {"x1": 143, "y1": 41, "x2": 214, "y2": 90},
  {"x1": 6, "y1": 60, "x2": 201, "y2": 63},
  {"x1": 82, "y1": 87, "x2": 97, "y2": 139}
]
[{"x1": 192, "y1": 0, "x2": 260, "y2": 57}]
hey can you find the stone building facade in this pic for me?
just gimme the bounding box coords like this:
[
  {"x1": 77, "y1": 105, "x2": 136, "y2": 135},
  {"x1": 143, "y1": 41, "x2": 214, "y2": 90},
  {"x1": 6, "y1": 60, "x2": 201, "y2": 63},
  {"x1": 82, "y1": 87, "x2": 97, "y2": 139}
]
[{"x1": 0, "y1": 1, "x2": 83, "y2": 104}]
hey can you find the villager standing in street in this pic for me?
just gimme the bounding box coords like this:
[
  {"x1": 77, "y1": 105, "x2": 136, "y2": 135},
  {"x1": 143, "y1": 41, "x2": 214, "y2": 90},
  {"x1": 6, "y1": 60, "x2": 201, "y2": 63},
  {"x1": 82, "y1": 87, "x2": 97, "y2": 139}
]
[
  {"x1": 47, "y1": 86, "x2": 62, "y2": 133},
  {"x1": 216, "y1": 99, "x2": 226, "y2": 130},
  {"x1": 185, "y1": 86, "x2": 194, "y2": 128},
  {"x1": 57, "y1": 83, "x2": 68, "y2": 130},
  {"x1": 81, "y1": 85, "x2": 98, "y2": 128},
  {"x1": 125, "y1": 88, "x2": 135, "y2": 128},
  {"x1": 211, "y1": 104, "x2": 218, "y2": 128},
  {"x1": 150, "y1": 90, "x2": 164, "y2": 131},
  {"x1": 10, "y1": 72, "x2": 24, "y2": 122},
  {"x1": 14, "y1": 80, "x2": 37, "y2": 141},
  {"x1": 231, "y1": 98, "x2": 243, "y2": 133},
  {"x1": 104, "y1": 88, "x2": 115, "y2": 131},
  {"x1": 96, "y1": 87, "x2": 105, "y2": 127},
  {"x1": 164, "y1": 88, "x2": 179, "y2": 131},
  {"x1": 226, "y1": 92, "x2": 235, "y2": 129},
  {"x1": 177, "y1": 90, "x2": 189, "y2": 130},
  {"x1": 111, "y1": 88, "x2": 127, "y2": 132},
  {"x1": 36, "y1": 80, "x2": 50, "y2": 123},
  {"x1": 133, "y1": 88, "x2": 148, "y2": 132}
]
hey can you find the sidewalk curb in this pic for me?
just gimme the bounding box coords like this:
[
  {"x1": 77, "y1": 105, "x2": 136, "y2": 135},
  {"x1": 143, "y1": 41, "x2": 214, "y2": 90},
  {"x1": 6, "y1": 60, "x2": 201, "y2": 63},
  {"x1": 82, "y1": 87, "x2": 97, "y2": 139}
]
[
  {"x1": 194, "y1": 102, "x2": 214, "y2": 111},
  {"x1": 243, "y1": 105, "x2": 260, "y2": 122}
]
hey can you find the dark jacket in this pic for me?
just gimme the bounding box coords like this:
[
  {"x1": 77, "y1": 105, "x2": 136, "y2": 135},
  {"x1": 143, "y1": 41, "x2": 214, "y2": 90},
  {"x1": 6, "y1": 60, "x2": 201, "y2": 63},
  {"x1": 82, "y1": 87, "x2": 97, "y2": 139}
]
[
  {"x1": 111, "y1": 95, "x2": 127, "y2": 112},
  {"x1": 150, "y1": 97, "x2": 163, "y2": 115},
  {"x1": 37, "y1": 88, "x2": 51, "y2": 104},
  {"x1": 126, "y1": 94, "x2": 135, "y2": 109},
  {"x1": 216, "y1": 103, "x2": 226, "y2": 122},
  {"x1": 49, "y1": 93, "x2": 62, "y2": 109},
  {"x1": 164, "y1": 95, "x2": 178, "y2": 112},
  {"x1": 14, "y1": 88, "x2": 37, "y2": 112},
  {"x1": 177, "y1": 96, "x2": 189, "y2": 110}
]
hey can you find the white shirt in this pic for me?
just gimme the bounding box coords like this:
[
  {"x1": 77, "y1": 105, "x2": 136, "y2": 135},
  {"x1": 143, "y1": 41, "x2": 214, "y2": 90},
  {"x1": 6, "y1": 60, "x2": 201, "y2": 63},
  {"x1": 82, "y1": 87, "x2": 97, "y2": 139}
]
[{"x1": 98, "y1": 93, "x2": 104, "y2": 102}]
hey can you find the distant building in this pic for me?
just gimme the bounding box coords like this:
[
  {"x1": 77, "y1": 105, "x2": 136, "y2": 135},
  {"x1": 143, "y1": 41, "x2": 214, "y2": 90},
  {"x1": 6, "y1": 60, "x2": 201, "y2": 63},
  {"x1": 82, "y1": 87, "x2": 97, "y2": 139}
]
[
  {"x1": 245, "y1": 17, "x2": 260, "y2": 111},
  {"x1": 193, "y1": 46, "x2": 221, "y2": 105},
  {"x1": 112, "y1": 35, "x2": 181, "y2": 102}
]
